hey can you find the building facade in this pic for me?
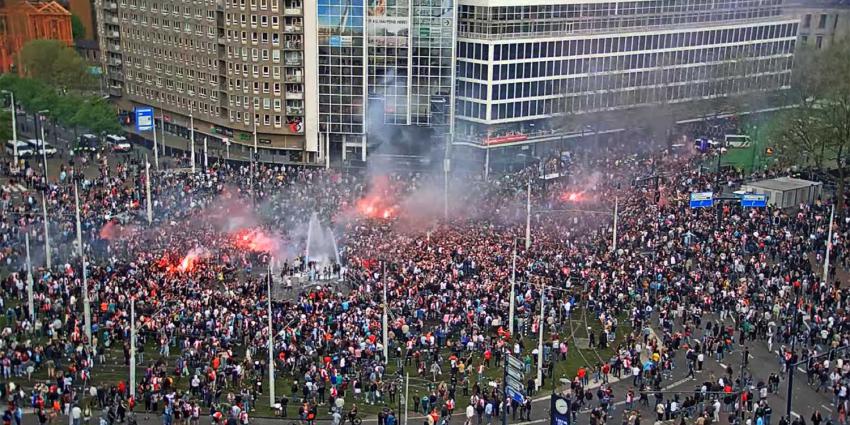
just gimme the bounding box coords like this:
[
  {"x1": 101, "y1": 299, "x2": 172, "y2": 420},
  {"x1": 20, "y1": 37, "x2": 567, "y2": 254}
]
[
  {"x1": 0, "y1": 0, "x2": 73, "y2": 73},
  {"x1": 787, "y1": 0, "x2": 850, "y2": 50},
  {"x1": 98, "y1": 0, "x2": 318, "y2": 163},
  {"x1": 316, "y1": 0, "x2": 455, "y2": 161},
  {"x1": 453, "y1": 0, "x2": 799, "y2": 154}
]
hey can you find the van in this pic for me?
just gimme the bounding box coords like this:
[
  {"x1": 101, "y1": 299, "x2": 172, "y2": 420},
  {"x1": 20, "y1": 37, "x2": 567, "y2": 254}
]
[
  {"x1": 5, "y1": 140, "x2": 34, "y2": 157},
  {"x1": 105, "y1": 134, "x2": 131, "y2": 152},
  {"x1": 76, "y1": 134, "x2": 101, "y2": 152},
  {"x1": 27, "y1": 139, "x2": 57, "y2": 157}
]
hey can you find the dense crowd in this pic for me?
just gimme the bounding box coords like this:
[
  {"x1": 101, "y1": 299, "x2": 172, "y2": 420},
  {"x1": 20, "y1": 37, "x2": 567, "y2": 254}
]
[{"x1": 0, "y1": 129, "x2": 847, "y2": 425}]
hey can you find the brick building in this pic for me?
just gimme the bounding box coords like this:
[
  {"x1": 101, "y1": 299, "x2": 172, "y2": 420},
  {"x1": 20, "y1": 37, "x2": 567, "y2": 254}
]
[{"x1": 0, "y1": 0, "x2": 73, "y2": 73}]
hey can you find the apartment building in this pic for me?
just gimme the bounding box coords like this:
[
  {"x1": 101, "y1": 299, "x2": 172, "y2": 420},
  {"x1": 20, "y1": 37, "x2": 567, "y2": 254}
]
[{"x1": 98, "y1": 0, "x2": 317, "y2": 163}]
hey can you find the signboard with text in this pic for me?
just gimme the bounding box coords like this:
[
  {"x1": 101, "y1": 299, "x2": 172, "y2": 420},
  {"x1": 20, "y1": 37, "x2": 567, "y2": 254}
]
[
  {"x1": 689, "y1": 192, "x2": 714, "y2": 209},
  {"x1": 135, "y1": 107, "x2": 154, "y2": 132},
  {"x1": 740, "y1": 194, "x2": 768, "y2": 208}
]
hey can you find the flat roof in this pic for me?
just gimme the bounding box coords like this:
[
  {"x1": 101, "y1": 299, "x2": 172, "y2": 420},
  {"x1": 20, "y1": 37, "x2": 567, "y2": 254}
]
[{"x1": 744, "y1": 176, "x2": 822, "y2": 191}]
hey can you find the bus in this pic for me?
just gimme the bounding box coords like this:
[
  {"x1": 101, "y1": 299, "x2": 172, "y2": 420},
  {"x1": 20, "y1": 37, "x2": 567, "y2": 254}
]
[{"x1": 724, "y1": 134, "x2": 752, "y2": 148}]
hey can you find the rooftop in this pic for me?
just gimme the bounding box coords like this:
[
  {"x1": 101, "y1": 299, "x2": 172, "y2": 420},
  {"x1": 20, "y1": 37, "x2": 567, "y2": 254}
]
[{"x1": 744, "y1": 176, "x2": 822, "y2": 191}]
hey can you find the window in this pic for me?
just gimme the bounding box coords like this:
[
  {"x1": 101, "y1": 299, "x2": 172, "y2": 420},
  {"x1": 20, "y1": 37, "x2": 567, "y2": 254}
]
[
  {"x1": 818, "y1": 14, "x2": 827, "y2": 29},
  {"x1": 816, "y1": 35, "x2": 823, "y2": 49}
]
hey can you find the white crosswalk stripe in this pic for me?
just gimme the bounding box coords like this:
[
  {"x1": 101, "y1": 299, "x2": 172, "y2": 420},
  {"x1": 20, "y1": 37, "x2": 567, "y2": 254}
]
[{"x1": 1, "y1": 183, "x2": 29, "y2": 193}]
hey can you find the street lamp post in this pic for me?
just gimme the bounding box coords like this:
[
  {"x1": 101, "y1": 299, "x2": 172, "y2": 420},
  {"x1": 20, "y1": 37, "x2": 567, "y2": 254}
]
[
  {"x1": 267, "y1": 260, "x2": 275, "y2": 407},
  {"x1": 41, "y1": 191, "x2": 51, "y2": 269},
  {"x1": 824, "y1": 204, "x2": 835, "y2": 282},
  {"x1": 37, "y1": 110, "x2": 49, "y2": 183},
  {"x1": 525, "y1": 179, "x2": 531, "y2": 250},
  {"x1": 189, "y1": 111, "x2": 195, "y2": 173}
]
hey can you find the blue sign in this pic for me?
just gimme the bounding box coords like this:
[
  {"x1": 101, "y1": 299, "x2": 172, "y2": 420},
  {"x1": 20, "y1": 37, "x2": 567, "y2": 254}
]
[
  {"x1": 740, "y1": 194, "x2": 768, "y2": 208},
  {"x1": 689, "y1": 192, "x2": 714, "y2": 208},
  {"x1": 506, "y1": 386, "x2": 525, "y2": 403},
  {"x1": 135, "y1": 107, "x2": 154, "y2": 132}
]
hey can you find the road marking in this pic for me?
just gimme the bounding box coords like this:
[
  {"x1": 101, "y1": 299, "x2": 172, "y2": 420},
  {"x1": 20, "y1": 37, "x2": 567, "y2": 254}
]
[
  {"x1": 792, "y1": 412, "x2": 801, "y2": 418},
  {"x1": 798, "y1": 367, "x2": 807, "y2": 373},
  {"x1": 719, "y1": 363, "x2": 727, "y2": 369},
  {"x1": 663, "y1": 378, "x2": 692, "y2": 390},
  {"x1": 822, "y1": 404, "x2": 833, "y2": 411}
]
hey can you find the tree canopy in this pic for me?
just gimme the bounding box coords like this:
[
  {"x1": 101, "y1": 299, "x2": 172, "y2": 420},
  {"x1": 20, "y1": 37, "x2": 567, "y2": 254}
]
[
  {"x1": 0, "y1": 74, "x2": 120, "y2": 136},
  {"x1": 18, "y1": 39, "x2": 94, "y2": 92},
  {"x1": 772, "y1": 38, "x2": 850, "y2": 212}
]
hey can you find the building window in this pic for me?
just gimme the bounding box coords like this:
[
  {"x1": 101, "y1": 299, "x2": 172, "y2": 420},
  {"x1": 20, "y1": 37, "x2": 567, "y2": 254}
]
[
  {"x1": 816, "y1": 35, "x2": 823, "y2": 49},
  {"x1": 818, "y1": 14, "x2": 827, "y2": 29}
]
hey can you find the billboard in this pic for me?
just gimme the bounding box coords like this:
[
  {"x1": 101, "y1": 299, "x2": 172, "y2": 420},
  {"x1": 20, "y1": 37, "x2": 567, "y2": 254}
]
[
  {"x1": 135, "y1": 107, "x2": 154, "y2": 132},
  {"x1": 367, "y1": 16, "x2": 410, "y2": 47}
]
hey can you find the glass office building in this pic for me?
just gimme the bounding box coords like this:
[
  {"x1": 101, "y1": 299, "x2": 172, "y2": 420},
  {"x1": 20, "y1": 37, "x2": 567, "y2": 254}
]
[
  {"x1": 315, "y1": 0, "x2": 456, "y2": 160},
  {"x1": 454, "y1": 0, "x2": 799, "y2": 149}
]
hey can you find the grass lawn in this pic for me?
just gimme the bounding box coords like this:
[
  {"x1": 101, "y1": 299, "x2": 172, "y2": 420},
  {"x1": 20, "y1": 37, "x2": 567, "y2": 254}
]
[{"x1": 2, "y1": 305, "x2": 632, "y2": 420}]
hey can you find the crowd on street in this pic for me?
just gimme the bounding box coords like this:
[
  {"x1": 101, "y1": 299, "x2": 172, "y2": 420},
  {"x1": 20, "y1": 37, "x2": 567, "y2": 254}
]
[{"x1": 0, "y1": 127, "x2": 848, "y2": 425}]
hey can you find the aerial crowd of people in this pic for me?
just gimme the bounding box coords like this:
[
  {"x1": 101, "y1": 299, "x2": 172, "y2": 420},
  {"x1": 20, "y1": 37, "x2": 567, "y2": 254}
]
[{"x1": 0, "y1": 128, "x2": 847, "y2": 425}]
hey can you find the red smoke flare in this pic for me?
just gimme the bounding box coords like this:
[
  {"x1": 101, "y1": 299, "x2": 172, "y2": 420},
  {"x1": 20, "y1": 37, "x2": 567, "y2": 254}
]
[
  {"x1": 233, "y1": 228, "x2": 279, "y2": 253},
  {"x1": 560, "y1": 192, "x2": 585, "y2": 202}
]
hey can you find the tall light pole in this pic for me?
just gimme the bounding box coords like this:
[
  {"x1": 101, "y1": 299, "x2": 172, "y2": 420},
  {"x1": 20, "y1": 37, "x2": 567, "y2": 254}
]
[
  {"x1": 189, "y1": 111, "x2": 195, "y2": 173},
  {"x1": 824, "y1": 203, "x2": 835, "y2": 282},
  {"x1": 130, "y1": 297, "x2": 136, "y2": 397},
  {"x1": 536, "y1": 283, "x2": 545, "y2": 390},
  {"x1": 37, "y1": 110, "x2": 49, "y2": 183},
  {"x1": 267, "y1": 260, "x2": 275, "y2": 407},
  {"x1": 612, "y1": 196, "x2": 619, "y2": 253},
  {"x1": 159, "y1": 109, "x2": 166, "y2": 160},
  {"x1": 525, "y1": 179, "x2": 532, "y2": 250},
  {"x1": 145, "y1": 156, "x2": 153, "y2": 225},
  {"x1": 382, "y1": 262, "x2": 389, "y2": 364},
  {"x1": 41, "y1": 191, "x2": 51, "y2": 269},
  {"x1": 443, "y1": 157, "x2": 450, "y2": 220},
  {"x1": 203, "y1": 137, "x2": 209, "y2": 170},
  {"x1": 508, "y1": 239, "x2": 517, "y2": 336},
  {"x1": 74, "y1": 183, "x2": 91, "y2": 350},
  {"x1": 1, "y1": 90, "x2": 17, "y2": 165},
  {"x1": 152, "y1": 107, "x2": 159, "y2": 170},
  {"x1": 24, "y1": 233, "x2": 34, "y2": 320}
]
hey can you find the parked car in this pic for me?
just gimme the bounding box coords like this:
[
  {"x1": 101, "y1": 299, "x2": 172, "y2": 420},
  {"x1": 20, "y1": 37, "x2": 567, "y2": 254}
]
[
  {"x1": 27, "y1": 139, "x2": 57, "y2": 157},
  {"x1": 105, "y1": 134, "x2": 132, "y2": 152},
  {"x1": 5, "y1": 140, "x2": 34, "y2": 157},
  {"x1": 76, "y1": 134, "x2": 101, "y2": 152}
]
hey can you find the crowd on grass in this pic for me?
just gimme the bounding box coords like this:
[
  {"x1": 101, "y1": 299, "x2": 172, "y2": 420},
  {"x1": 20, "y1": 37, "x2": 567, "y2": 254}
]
[{"x1": 0, "y1": 125, "x2": 849, "y2": 425}]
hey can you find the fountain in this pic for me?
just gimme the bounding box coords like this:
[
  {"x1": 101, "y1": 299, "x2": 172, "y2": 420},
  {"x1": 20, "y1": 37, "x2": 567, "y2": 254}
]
[{"x1": 305, "y1": 212, "x2": 341, "y2": 266}]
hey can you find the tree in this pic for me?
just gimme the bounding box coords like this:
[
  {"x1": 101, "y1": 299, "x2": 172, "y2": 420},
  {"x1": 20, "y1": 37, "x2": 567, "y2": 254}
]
[
  {"x1": 71, "y1": 14, "x2": 87, "y2": 40},
  {"x1": 774, "y1": 39, "x2": 850, "y2": 214},
  {"x1": 0, "y1": 111, "x2": 12, "y2": 142},
  {"x1": 18, "y1": 40, "x2": 94, "y2": 92}
]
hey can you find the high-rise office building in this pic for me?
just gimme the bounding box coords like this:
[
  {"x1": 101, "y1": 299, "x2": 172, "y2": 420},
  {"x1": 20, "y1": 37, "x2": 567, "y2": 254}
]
[
  {"x1": 453, "y1": 0, "x2": 799, "y2": 157},
  {"x1": 98, "y1": 0, "x2": 318, "y2": 163},
  {"x1": 316, "y1": 0, "x2": 456, "y2": 161}
]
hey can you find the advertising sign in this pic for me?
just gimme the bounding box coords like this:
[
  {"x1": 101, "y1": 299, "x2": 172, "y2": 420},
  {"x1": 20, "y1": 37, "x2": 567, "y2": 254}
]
[{"x1": 135, "y1": 107, "x2": 154, "y2": 132}]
